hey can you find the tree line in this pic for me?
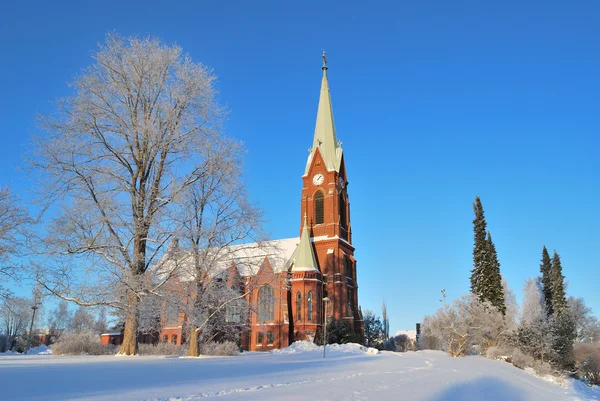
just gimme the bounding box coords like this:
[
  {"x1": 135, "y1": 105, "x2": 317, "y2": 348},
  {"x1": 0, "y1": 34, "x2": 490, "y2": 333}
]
[{"x1": 423, "y1": 196, "x2": 600, "y2": 383}]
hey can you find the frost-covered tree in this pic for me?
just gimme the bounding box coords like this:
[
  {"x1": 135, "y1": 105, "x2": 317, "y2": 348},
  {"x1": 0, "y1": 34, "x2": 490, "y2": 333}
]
[
  {"x1": 69, "y1": 307, "x2": 96, "y2": 333},
  {"x1": 470, "y1": 197, "x2": 505, "y2": 314},
  {"x1": 48, "y1": 300, "x2": 71, "y2": 339},
  {"x1": 517, "y1": 278, "x2": 557, "y2": 364},
  {"x1": 0, "y1": 296, "x2": 32, "y2": 350},
  {"x1": 539, "y1": 246, "x2": 554, "y2": 316},
  {"x1": 31, "y1": 34, "x2": 233, "y2": 354},
  {"x1": 551, "y1": 251, "x2": 567, "y2": 313},
  {"x1": 424, "y1": 294, "x2": 510, "y2": 357},
  {"x1": 0, "y1": 186, "x2": 30, "y2": 296},
  {"x1": 470, "y1": 196, "x2": 488, "y2": 301},
  {"x1": 162, "y1": 132, "x2": 265, "y2": 357},
  {"x1": 568, "y1": 297, "x2": 600, "y2": 343},
  {"x1": 486, "y1": 232, "x2": 505, "y2": 315},
  {"x1": 94, "y1": 306, "x2": 109, "y2": 333}
]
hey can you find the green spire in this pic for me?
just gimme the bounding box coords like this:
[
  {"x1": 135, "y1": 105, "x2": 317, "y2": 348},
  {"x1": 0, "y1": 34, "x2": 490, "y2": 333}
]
[
  {"x1": 292, "y1": 214, "x2": 319, "y2": 271},
  {"x1": 305, "y1": 52, "x2": 343, "y2": 175}
]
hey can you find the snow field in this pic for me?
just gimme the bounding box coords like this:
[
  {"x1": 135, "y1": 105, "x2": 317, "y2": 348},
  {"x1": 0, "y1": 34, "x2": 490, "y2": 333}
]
[{"x1": 0, "y1": 345, "x2": 598, "y2": 401}]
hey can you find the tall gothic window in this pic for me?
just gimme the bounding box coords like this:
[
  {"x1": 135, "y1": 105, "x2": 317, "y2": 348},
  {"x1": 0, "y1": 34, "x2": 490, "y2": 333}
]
[
  {"x1": 314, "y1": 191, "x2": 324, "y2": 224},
  {"x1": 307, "y1": 292, "x2": 313, "y2": 322},
  {"x1": 296, "y1": 291, "x2": 302, "y2": 321},
  {"x1": 258, "y1": 285, "x2": 274, "y2": 322},
  {"x1": 344, "y1": 256, "x2": 352, "y2": 279}
]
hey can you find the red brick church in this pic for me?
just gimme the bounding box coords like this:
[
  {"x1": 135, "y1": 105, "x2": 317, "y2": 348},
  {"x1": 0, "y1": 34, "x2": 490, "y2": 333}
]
[{"x1": 158, "y1": 55, "x2": 363, "y2": 351}]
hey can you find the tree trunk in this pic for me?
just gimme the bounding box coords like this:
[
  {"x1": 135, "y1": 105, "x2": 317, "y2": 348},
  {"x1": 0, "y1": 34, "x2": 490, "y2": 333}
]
[
  {"x1": 188, "y1": 326, "x2": 200, "y2": 356},
  {"x1": 119, "y1": 291, "x2": 139, "y2": 355}
]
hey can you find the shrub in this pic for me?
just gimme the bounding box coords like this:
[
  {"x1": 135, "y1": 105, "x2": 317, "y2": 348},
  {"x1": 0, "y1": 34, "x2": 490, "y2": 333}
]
[
  {"x1": 395, "y1": 334, "x2": 410, "y2": 352},
  {"x1": 486, "y1": 346, "x2": 511, "y2": 361},
  {"x1": 138, "y1": 342, "x2": 186, "y2": 356},
  {"x1": 511, "y1": 348, "x2": 535, "y2": 369},
  {"x1": 52, "y1": 332, "x2": 116, "y2": 355},
  {"x1": 486, "y1": 346, "x2": 534, "y2": 369},
  {"x1": 574, "y1": 343, "x2": 600, "y2": 385},
  {"x1": 200, "y1": 341, "x2": 239, "y2": 356},
  {"x1": 534, "y1": 361, "x2": 556, "y2": 377},
  {"x1": 383, "y1": 338, "x2": 396, "y2": 351},
  {"x1": 326, "y1": 319, "x2": 360, "y2": 345}
]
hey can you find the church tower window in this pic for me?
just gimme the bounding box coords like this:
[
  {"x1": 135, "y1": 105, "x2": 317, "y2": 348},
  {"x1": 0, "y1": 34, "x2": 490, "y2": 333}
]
[
  {"x1": 307, "y1": 292, "x2": 313, "y2": 322},
  {"x1": 296, "y1": 291, "x2": 302, "y2": 321},
  {"x1": 314, "y1": 191, "x2": 324, "y2": 224}
]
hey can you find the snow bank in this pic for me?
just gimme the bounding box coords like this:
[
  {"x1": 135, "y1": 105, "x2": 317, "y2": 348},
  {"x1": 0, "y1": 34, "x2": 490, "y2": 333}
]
[
  {"x1": 271, "y1": 341, "x2": 379, "y2": 355},
  {"x1": 0, "y1": 344, "x2": 52, "y2": 356},
  {"x1": 29, "y1": 344, "x2": 52, "y2": 355}
]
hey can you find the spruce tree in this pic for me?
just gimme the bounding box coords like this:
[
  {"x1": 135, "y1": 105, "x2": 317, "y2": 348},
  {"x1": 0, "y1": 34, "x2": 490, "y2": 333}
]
[
  {"x1": 470, "y1": 196, "x2": 488, "y2": 302},
  {"x1": 539, "y1": 246, "x2": 554, "y2": 317},
  {"x1": 486, "y1": 232, "x2": 506, "y2": 315},
  {"x1": 551, "y1": 251, "x2": 567, "y2": 313}
]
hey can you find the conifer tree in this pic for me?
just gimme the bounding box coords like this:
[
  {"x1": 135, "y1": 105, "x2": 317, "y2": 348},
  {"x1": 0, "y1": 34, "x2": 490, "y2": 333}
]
[
  {"x1": 470, "y1": 196, "x2": 505, "y2": 314},
  {"x1": 539, "y1": 246, "x2": 554, "y2": 317},
  {"x1": 470, "y1": 196, "x2": 488, "y2": 301},
  {"x1": 486, "y1": 232, "x2": 506, "y2": 315},
  {"x1": 551, "y1": 251, "x2": 567, "y2": 313}
]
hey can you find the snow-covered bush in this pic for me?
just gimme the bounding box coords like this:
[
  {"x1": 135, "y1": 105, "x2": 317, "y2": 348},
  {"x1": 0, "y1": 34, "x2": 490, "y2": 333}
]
[
  {"x1": 52, "y1": 332, "x2": 116, "y2": 355},
  {"x1": 534, "y1": 361, "x2": 556, "y2": 377},
  {"x1": 423, "y1": 294, "x2": 511, "y2": 357},
  {"x1": 486, "y1": 346, "x2": 534, "y2": 369},
  {"x1": 200, "y1": 341, "x2": 239, "y2": 356},
  {"x1": 138, "y1": 342, "x2": 186, "y2": 356},
  {"x1": 510, "y1": 348, "x2": 535, "y2": 369},
  {"x1": 575, "y1": 343, "x2": 600, "y2": 385},
  {"x1": 394, "y1": 334, "x2": 413, "y2": 352}
]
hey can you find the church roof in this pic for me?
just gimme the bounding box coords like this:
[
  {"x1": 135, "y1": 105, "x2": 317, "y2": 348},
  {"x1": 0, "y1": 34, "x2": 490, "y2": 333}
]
[
  {"x1": 159, "y1": 237, "x2": 300, "y2": 282},
  {"x1": 291, "y1": 215, "x2": 319, "y2": 272},
  {"x1": 304, "y1": 54, "x2": 343, "y2": 176}
]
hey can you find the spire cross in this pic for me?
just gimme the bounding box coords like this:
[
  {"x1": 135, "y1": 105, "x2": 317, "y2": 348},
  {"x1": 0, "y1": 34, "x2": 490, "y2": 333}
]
[{"x1": 322, "y1": 51, "x2": 328, "y2": 70}]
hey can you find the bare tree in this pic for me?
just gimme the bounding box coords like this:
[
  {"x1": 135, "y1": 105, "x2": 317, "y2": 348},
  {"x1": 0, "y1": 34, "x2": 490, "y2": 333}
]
[
  {"x1": 423, "y1": 294, "x2": 511, "y2": 357},
  {"x1": 0, "y1": 296, "x2": 32, "y2": 350},
  {"x1": 48, "y1": 300, "x2": 71, "y2": 339},
  {"x1": 568, "y1": 297, "x2": 600, "y2": 343},
  {"x1": 166, "y1": 137, "x2": 266, "y2": 356},
  {"x1": 69, "y1": 307, "x2": 96, "y2": 333},
  {"x1": 0, "y1": 186, "x2": 30, "y2": 295},
  {"x1": 30, "y1": 34, "x2": 229, "y2": 354}
]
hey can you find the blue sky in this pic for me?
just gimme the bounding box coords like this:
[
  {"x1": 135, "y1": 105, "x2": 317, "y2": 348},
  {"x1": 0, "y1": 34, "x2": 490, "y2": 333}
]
[{"x1": 1, "y1": 0, "x2": 599, "y2": 333}]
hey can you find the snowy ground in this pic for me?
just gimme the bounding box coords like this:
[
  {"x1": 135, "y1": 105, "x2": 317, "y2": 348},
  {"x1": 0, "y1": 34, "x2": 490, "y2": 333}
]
[{"x1": 1, "y1": 343, "x2": 599, "y2": 401}]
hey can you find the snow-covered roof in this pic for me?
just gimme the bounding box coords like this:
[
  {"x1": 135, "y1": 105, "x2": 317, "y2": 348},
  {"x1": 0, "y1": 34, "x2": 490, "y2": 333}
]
[{"x1": 161, "y1": 238, "x2": 300, "y2": 281}]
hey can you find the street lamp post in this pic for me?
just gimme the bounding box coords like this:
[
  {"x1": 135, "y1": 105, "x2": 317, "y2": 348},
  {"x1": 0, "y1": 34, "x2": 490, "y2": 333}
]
[
  {"x1": 25, "y1": 305, "x2": 38, "y2": 354},
  {"x1": 322, "y1": 297, "x2": 330, "y2": 358}
]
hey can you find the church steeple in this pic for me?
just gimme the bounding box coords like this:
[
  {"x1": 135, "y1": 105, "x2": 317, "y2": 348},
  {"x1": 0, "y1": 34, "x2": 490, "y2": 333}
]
[
  {"x1": 304, "y1": 52, "x2": 343, "y2": 175},
  {"x1": 291, "y1": 214, "x2": 319, "y2": 271}
]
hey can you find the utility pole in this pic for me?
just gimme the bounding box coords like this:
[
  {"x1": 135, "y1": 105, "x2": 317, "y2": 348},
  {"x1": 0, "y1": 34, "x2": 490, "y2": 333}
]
[
  {"x1": 323, "y1": 297, "x2": 330, "y2": 358},
  {"x1": 25, "y1": 288, "x2": 41, "y2": 354}
]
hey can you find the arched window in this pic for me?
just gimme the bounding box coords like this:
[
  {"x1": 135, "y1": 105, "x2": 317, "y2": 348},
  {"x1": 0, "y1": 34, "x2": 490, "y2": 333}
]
[
  {"x1": 314, "y1": 191, "x2": 324, "y2": 225},
  {"x1": 296, "y1": 291, "x2": 302, "y2": 321},
  {"x1": 308, "y1": 292, "x2": 313, "y2": 322},
  {"x1": 258, "y1": 285, "x2": 274, "y2": 322}
]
